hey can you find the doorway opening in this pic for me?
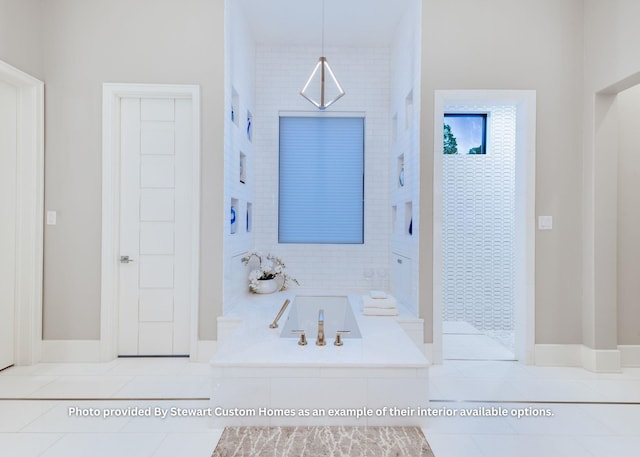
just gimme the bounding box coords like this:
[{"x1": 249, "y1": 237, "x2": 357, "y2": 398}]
[{"x1": 433, "y1": 90, "x2": 536, "y2": 364}]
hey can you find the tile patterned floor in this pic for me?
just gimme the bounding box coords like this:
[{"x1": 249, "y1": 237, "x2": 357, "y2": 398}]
[{"x1": 0, "y1": 356, "x2": 638, "y2": 456}]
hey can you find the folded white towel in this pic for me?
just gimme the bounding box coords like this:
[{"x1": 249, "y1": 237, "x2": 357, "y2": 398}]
[
  {"x1": 362, "y1": 295, "x2": 397, "y2": 309},
  {"x1": 369, "y1": 290, "x2": 388, "y2": 299},
  {"x1": 363, "y1": 307, "x2": 399, "y2": 316}
]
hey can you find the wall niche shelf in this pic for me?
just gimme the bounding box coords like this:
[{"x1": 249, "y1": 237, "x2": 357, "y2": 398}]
[
  {"x1": 231, "y1": 87, "x2": 239, "y2": 127},
  {"x1": 397, "y1": 154, "x2": 405, "y2": 188},
  {"x1": 230, "y1": 198, "x2": 239, "y2": 234}
]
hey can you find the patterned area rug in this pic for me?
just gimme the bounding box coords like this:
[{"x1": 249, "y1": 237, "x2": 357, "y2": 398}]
[{"x1": 211, "y1": 426, "x2": 435, "y2": 457}]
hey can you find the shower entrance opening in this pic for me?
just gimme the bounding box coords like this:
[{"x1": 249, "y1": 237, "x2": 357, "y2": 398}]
[{"x1": 433, "y1": 90, "x2": 536, "y2": 364}]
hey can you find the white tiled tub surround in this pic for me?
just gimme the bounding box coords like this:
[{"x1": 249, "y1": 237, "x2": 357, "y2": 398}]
[{"x1": 211, "y1": 292, "x2": 429, "y2": 427}]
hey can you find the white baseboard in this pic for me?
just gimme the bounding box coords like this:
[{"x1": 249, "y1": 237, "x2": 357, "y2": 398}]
[
  {"x1": 619, "y1": 345, "x2": 640, "y2": 367},
  {"x1": 41, "y1": 340, "x2": 102, "y2": 362},
  {"x1": 194, "y1": 340, "x2": 217, "y2": 362},
  {"x1": 41, "y1": 339, "x2": 218, "y2": 363},
  {"x1": 534, "y1": 344, "x2": 623, "y2": 372},
  {"x1": 581, "y1": 346, "x2": 621, "y2": 373}
]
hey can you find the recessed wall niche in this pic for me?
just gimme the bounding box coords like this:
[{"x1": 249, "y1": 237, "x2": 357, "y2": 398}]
[
  {"x1": 246, "y1": 202, "x2": 253, "y2": 233},
  {"x1": 246, "y1": 110, "x2": 253, "y2": 142},
  {"x1": 405, "y1": 201, "x2": 413, "y2": 236},
  {"x1": 397, "y1": 154, "x2": 405, "y2": 188},
  {"x1": 239, "y1": 151, "x2": 247, "y2": 184},
  {"x1": 231, "y1": 87, "x2": 239, "y2": 127},
  {"x1": 230, "y1": 198, "x2": 239, "y2": 234},
  {"x1": 405, "y1": 90, "x2": 413, "y2": 130}
]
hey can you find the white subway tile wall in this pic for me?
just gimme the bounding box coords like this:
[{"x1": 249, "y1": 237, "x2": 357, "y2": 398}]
[{"x1": 253, "y1": 45, "x2": 392, "y2": 291}]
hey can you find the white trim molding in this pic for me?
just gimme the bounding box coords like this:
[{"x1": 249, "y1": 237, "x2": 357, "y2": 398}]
[
  {"x1": 535, "y1": 344, "x2": 624, "y2": 372},
  {"x1": 101, "y1": 83, "x2": 201, "y2": 362},
  {"x1": 433, "y1": 90, "x2": 536, "y2": 365},
  {"x1": 0, "y1": 60, "x2": 44, "y2": 366}
]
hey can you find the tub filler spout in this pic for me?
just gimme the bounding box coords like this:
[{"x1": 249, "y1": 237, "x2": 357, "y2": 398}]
[{"x1": 316, "y1": 309, "x2": 326, "y2": 346}]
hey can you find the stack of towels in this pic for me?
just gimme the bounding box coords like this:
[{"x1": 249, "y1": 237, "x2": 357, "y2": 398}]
[{"x1": 362, "y1": 290, "x2": 398, "y2": 316}]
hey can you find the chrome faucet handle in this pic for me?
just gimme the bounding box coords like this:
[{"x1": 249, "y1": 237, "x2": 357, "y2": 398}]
[
  {"x1": 334, "y1": 330, "x2": 351, "y2": 346},
  {"x1": 291, "y1": 330, "x2": 307, "y2": 346}
]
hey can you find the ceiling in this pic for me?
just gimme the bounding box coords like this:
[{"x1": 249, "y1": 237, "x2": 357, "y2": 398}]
[{"x1": 237, "y1": 0, "x2": 413, "y2": 47}]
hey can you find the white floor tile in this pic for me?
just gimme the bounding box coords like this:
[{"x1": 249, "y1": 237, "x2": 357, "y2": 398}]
[
  {"x1": 29, "y1": 375, "x2": 134, "y2": 398},
  {"x1": 119, "y1": 401, "x2": 215, "y2": 433},
  {"x1": 114, "y1": 375, "x2": 210, "y2": 398},
  {"x1": 473, "y1": 434, "x2": 597, "y2": 457},
  {"x1": 424, "y1": 403, "x2": 517, "y2": 435},
  {"x1": 0, "y1": 400, "x2": 56, "y2": 432},
  {"x1": 0, "y1": 376, "x2": 57, "y2": 398},
  {"x1": 0, "y1": 433, "x2": 64, "y2": 457},
  {"x1": 443, "y1": 334, "x2": 514, "y2": 360},
  {"x1": 152, "y1": 431, "x2": 223, "y2": 457},
  {"x1": 503, "y1": 403, "x2": 614, "y2": 436},
  {"x1": 423, "y1": 433, "x2": 485, "y2": 457},
  {"x1": 579, "y1": 404, "x2": 640, "y2": 436},
  {"x1": 430, "y1": 377, "x2": 527, "y2": 401},
  {"x1": 580, "y1": 379, "x2": 640, "y2": 402},
  {"x1": 21, "y1": 402, "x2": 134, "y2": 433},
  {"x1": 578, "y1": 436, "x2": 640, "y2": 457},
  {"x1": 40, "y1": 433, "x2": 166, "y2": 457}
]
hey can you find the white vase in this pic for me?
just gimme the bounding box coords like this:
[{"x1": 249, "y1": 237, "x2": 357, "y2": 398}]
[{"x1": 253, "y1": 278, "x2": 279, "y2": 294}]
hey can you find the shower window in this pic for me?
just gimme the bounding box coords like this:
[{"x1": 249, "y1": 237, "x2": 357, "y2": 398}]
[
  {"x1": 278, "y1": 115, "x2": 364, "y2": 244},
  {"x1": 443, "y1": 113, "x2": 487, "y2": 155}
]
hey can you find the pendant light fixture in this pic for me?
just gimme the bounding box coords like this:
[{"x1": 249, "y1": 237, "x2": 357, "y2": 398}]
[{"x1": 300, "y1": 0, "x2": 345, "y2": 110}]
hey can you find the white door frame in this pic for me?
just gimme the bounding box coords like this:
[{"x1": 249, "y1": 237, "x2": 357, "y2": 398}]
[
  {"x1": 433, "y1": 90, "x2": 536, "y2": 364},
  {"x1": 101, "y1": 83, "x2": 201, "y2": 361},
  {"x1": 0, "y1": 60, "x2": 44, "y2": 366}
]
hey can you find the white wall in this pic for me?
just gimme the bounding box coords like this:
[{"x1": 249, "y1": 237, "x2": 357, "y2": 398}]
[
  {"x1": 41, "y1": 0, "x2": 224, "y2": 340},
  {"x1": 616, "y1": 84, "x2": 640, "y2": 346},
  {"x1": 442, "y1": 104, "x2": 516, "y2": 333},
  {"x1": 253, "y1": 45, "x2": 391, "y2": 292},
  {"x1": 0, "y1": 0, "x2": 43, "y2": 79},
  {"x1": 583, "y1": 0, "x2": 640, "y2": 350},
  {"x1": 420, "y1": 0, "x2": 584, "y2": 344}
]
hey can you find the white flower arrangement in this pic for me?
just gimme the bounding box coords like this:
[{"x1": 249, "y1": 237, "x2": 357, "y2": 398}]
[{"x1": 241, "y1": 251, "x2": 299, "y2": 292}]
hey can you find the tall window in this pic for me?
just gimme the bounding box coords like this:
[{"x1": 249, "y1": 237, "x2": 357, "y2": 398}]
[{"x1": 279, "y1": 116, "x2": 364, "y2": 244}]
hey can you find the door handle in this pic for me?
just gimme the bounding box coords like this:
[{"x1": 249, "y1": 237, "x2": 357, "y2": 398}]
[{"x1": 120, "y1": 255, "x2": 135, "y2": 263}]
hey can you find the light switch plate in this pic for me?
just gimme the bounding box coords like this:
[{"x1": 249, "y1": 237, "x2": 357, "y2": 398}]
[
  {"x1": 538, "y1": 215, "x2": 552, "y2": 230},
  {"x1": 46, "y1": 210, "x2": 57, "y2": 225}
]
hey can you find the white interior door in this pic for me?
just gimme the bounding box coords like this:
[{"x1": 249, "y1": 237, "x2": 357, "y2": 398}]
[
  {"x1": 118, "y1": 97, "x2": 193, "y2": 356},
  {"x1": 0, "y1": 80, "x2": 17, "y2": 370}
]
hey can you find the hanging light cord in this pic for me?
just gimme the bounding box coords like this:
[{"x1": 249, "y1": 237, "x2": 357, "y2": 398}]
[{"x1": 321, "y1": 0, "x2": 325, "y2": 57}]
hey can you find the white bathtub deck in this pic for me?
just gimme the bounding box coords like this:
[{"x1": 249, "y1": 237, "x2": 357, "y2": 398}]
[{"x1": 211, "y1": 291, "x2": 430, "y2": 426}]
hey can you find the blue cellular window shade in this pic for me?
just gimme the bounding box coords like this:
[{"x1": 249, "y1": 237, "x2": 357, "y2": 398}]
[{"x1": 279, "y1": 116, "x2": 364, "y2": 244}]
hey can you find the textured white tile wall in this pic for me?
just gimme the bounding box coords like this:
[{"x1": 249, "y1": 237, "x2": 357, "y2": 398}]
[
  {"x1": 442, "y1": 104, "x2": 516, "y2": 332},
  {"x1": 253, "y1": 45, "x2": 391, "y2": 291}
]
